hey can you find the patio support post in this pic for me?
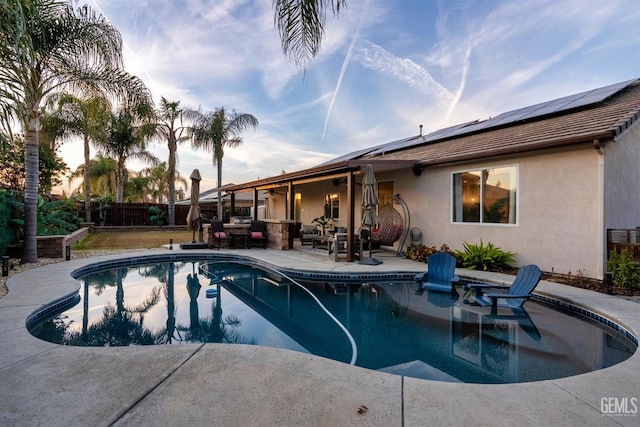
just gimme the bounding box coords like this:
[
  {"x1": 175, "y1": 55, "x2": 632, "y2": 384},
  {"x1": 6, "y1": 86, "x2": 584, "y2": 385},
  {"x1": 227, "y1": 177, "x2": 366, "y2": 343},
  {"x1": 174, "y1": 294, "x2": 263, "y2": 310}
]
[
  {"x1": 346, "y1": 171, "x2": 355, "y2": 262},
  {"x1": 287, "y1": 182, "x2": 294, "y2": 220},
  {"x1": 230, "y1": 193, "x2": 236, "y2": 218},
  {"x1": 252, "y1": 188, "x2": 259, "y2": 220}
]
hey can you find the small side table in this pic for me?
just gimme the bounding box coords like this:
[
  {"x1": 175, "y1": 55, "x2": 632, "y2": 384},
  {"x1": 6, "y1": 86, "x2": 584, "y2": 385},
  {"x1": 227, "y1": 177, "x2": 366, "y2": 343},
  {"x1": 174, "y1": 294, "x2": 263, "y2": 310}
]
[
  {"x1": 231, "y1": 232, "x2": 250, "y2": 249},
  {"x1": 312, "y1": 235, "x2": 329, "y2": 253}
]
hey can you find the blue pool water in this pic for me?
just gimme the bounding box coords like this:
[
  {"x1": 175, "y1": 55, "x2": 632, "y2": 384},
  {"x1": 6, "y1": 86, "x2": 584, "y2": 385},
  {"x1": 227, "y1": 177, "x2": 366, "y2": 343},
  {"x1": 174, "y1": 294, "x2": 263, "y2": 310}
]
[{"x1": 29, "y1": 259, "x2": 636, "y2": 384}]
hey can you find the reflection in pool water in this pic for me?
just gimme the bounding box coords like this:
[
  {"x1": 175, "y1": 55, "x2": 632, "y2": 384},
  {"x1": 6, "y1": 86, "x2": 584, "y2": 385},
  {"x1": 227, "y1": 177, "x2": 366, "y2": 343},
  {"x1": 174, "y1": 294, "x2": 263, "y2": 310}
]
[{"x1": 29, "y1": 261, "x2": 636, "y2": 384}]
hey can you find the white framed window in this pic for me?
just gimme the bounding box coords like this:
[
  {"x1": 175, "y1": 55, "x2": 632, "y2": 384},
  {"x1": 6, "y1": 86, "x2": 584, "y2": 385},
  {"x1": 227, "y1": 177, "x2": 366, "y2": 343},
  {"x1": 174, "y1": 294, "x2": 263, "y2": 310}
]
[
  {"x1": 452, "y1": 166, "x2": 518, "y2": 224},
  {"x1": 326, "y1": 193, "x2": 340, "y2": 219}
]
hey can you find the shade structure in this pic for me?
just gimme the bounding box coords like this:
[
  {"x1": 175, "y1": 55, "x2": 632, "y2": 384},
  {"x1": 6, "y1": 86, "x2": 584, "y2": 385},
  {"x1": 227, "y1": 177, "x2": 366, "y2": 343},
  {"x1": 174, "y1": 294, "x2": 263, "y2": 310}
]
[
  {"x1": 360, "y1": 164, "x2": 382, "y2": 265},
  {"x1": 186, "y1": 169, "x2": 202, "y2": 242}
]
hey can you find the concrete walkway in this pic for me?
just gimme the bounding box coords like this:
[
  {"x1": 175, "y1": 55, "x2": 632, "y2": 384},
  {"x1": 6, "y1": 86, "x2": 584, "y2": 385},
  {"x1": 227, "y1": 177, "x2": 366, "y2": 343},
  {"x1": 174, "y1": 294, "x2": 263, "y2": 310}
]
[{"x1": 1, "y1": 248, "x2": 639, "y2": 426}]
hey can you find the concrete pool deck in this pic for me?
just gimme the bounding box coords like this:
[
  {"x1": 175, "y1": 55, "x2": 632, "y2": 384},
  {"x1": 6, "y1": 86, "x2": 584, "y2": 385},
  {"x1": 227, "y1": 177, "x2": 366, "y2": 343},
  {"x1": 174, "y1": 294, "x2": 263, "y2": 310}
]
[{"x1": 1, "y1": 247, "x2": 639, "y2": 426}]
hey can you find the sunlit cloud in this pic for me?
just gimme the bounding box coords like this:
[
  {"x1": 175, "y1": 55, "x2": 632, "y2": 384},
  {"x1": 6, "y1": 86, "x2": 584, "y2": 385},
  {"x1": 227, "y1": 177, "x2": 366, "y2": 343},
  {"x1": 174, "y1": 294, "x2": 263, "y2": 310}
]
[{"x1": 57, "y1": 0, "x2": 639, "y2": 193}]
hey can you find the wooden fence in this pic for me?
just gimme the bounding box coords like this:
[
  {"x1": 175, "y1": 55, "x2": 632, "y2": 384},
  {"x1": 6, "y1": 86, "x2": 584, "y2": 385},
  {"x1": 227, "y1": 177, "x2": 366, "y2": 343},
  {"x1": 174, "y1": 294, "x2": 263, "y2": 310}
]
[
  {"x1": 607, "y1": 229, "x2": 640, "y2": 261},
  {"x1": 82, "y1": 202, "x2": 251, "y2": 226}
]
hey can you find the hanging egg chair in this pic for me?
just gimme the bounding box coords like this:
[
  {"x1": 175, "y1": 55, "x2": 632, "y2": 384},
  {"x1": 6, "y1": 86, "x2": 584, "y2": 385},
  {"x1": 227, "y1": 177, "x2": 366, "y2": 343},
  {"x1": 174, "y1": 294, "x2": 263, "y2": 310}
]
[{"x1": 371, "y1": 203, "x2": 404, "y2": 246}]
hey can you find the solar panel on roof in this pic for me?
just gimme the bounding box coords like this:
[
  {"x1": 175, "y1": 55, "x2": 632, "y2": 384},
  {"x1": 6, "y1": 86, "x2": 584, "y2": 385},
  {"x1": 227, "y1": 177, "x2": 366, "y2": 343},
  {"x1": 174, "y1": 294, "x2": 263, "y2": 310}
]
[
  {"x1": 415, "y1": 78, "x2": 636, "y2": 144},
  {"x1": 328, "y1": 78, "x2": 636, "y2": 162},
  {"x1": 367, "y1": 135, "x2": 422, "y2": 155}
]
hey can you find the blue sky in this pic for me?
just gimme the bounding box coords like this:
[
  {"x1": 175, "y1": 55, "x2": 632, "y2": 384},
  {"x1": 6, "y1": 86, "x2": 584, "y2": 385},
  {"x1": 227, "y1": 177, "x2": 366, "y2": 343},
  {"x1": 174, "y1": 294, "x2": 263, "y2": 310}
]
[{"x1": 60, "y1": 0, "x2": 640, "y2": 193}]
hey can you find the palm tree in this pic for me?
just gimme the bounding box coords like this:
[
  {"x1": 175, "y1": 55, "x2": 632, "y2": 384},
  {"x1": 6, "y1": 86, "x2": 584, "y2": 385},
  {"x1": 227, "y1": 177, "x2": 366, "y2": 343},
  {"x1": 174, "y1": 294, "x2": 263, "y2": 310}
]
[
  {"x1": 273, "y1": 0, "x2": 346, "y2": 68},
  {"x1": 45, "y1": 94, "x2": 111, "y2": 221},
  {"x1": 190, "y1": 107, "x2": 258, "y2": 217},
  {"x1": 153, "y1": 98, "x2": 197, "y2": 225},
  {"x1": 141, "y1": 161, "x2": 188, "y2": 203},
  {"x1": 0, "y1": 0, "x2": 149, "y2": 262},
  {"x1": 124, "y1": 173, "x2": 151, "y2": 202},
  {"x1": 101, "y1": 103, "x2": 158, "y2": 203},
  {"x1": 69, "y1": 154, "x2": 118, "y2": 200}
]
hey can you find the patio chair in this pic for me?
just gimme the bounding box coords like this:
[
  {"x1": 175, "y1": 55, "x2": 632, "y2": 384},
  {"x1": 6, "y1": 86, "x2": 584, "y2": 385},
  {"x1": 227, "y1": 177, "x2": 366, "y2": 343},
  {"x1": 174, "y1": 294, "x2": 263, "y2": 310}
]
[
  {"x1": 465, "y1": 264, "x2": 542, "y2": 314},
  {"x1": 249, "y1": 220, "x2": 267, "y2": 249},
  {"x1": 300, "y1": 224, "x2": 319, "y2": 245},
  {"x1": 210, "y1": 219, "x2": 231, "y2": 250},
  {"x1": 413, "y1": 252, "x2": 460, "y2": 292}
]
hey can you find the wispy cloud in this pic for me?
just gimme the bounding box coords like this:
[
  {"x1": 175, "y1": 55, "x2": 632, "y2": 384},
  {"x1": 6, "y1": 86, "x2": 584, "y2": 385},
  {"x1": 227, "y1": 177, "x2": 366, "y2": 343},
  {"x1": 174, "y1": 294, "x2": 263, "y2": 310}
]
[
  {"x1": 321, "y1": 0, "x2": 372, "y2": 140},
  {"x1": 353, "y1": 40, "x2": 454, "y2": 106},
  {"x1": 62, "y1": 0, "x2": 639, "y2": 192}
]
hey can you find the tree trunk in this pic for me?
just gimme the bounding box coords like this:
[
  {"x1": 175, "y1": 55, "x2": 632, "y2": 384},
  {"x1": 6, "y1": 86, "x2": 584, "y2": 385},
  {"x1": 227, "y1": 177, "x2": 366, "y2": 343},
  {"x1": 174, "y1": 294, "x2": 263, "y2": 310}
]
[
  {"x1": 167, "y1": 135, "x2": 176, "y2": 226},
  {"x1": 217, "y1": 158, "x2": 222, "y2": 220},
  {"x1": 83, "y1": 133, "x2": 91, "y2": 222},
  {"x1": 116, "y1": 158, "x2": 124, "y2": 203},
  {"x1": 23, "y1": 125, "x2": 40, "y2": 263}
]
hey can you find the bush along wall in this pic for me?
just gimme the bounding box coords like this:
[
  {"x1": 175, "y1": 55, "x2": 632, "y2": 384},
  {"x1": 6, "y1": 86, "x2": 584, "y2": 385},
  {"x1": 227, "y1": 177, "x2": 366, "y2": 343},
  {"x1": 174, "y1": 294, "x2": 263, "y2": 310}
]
[{"x1": 0, "y1": 190, "x2": 20, "y2": 255}]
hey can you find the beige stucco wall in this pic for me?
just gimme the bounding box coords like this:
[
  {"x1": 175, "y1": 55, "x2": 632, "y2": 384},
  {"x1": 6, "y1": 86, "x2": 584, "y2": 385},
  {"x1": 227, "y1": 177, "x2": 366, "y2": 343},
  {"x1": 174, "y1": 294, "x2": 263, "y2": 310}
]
[
  {"x1": 383, "y1": 145, "x2": 602, "y2": 278},
  {"x1": 262, "y1": 137, "x2": 630, "y2": 278},
  {"x1": 604, "y1": 120, "x2": 640, "y2": 229},
  {"x1": 267, "y1": 180, "x2": 361, "y2": 232}
]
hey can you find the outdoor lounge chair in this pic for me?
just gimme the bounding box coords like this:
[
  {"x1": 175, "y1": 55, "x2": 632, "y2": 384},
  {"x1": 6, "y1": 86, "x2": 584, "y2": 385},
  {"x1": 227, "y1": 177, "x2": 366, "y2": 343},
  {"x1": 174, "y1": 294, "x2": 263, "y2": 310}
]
[
  {"x1": 413, "y1": 252, "x2": 460, "y2": 292},
  {"x1": 465, "y1": 264, "x2": 541, "y2": 314},
  {"x1": 210, "y1": 219, "x2": 231, "y2": 249},
  {"x1": 300, "y1": 224, "x2": 319, "y2": 245},
  {"x1": 249, "y1": 220, "x2": 267, "y2": 249}
]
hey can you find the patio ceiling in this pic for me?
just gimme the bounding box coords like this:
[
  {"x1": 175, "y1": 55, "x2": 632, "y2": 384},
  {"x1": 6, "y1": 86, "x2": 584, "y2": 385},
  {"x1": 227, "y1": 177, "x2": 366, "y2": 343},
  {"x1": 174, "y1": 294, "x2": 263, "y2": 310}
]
[{"x1": 224, "y1": 159, "x2": 417, "y2": 194}]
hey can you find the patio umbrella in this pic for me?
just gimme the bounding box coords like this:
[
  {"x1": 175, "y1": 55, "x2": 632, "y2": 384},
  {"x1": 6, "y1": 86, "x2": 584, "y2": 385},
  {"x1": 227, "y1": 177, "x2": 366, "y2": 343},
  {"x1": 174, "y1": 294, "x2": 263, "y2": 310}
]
[
  {"x1": 166, "y1": 262, "x2": 176, "y2": 343},
  {"x1": 186, "y1": 263, "x2": 202, "y2": 333},
  {"x1": 359, "y1": 164, "x2": 382, "y2": 265},
  {"x1": 186, "y1": 169, "x2": 202, "y2": 243}
]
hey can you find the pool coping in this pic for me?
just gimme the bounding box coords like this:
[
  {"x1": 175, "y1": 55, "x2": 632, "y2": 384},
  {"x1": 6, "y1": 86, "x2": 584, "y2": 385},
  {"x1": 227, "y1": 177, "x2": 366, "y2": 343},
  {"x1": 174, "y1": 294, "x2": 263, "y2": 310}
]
[{"x1": 2, "y1": 248, "x2": 640, "y2": 426}]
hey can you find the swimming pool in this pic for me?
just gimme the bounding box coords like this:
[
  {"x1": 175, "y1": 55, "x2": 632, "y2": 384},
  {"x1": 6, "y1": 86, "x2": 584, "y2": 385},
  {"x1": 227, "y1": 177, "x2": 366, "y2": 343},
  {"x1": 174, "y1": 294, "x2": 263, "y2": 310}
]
[{"x1": 28, "y1": 257, "x2": 636, "y2": 384}]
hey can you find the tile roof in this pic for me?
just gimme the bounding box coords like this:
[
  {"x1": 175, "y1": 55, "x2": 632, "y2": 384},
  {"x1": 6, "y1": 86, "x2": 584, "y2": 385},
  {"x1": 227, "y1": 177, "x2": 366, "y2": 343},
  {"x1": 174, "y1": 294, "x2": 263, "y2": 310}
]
[{"x1": 367, "y1": 79, "x2": 640, "y2": 166}]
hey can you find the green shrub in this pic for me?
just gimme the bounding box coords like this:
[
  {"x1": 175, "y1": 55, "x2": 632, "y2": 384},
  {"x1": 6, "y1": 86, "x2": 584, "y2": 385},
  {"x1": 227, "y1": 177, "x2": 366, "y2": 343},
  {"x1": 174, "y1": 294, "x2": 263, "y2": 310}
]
[
  {"x1": 0, "y1": 190, "x2": 20, "y2": 254},
  {"x1": 607, "y1": 250, "x2": 640, "y2": 288},
  {"x1": 148, "y1": 206, "x2": 166, "y2": 226},
  {"x1": 11, "y1": 195, "x2": 81, "y2": 236},
  {"x1": 455, "y1": 240, "x2": 516, "y2": 271}
]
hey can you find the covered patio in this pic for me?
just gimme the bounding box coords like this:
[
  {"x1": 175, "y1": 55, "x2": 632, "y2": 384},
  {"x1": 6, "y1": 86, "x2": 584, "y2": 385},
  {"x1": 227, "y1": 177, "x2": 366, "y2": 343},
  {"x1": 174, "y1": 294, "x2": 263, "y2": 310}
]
[{"x1": 223, "y1": 159, "x2": 417, "y2": 261}]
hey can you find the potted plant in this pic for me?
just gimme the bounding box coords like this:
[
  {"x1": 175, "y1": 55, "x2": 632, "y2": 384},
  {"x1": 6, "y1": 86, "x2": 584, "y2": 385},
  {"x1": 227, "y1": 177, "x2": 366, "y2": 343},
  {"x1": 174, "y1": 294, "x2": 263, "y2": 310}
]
[{"x1": 312, "y1": 215, "x2": 332, "y2": 235}]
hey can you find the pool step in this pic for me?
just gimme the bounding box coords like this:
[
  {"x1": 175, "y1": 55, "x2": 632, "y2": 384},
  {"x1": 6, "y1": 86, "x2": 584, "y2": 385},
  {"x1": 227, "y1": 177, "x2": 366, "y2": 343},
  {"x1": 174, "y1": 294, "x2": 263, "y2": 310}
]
[{"x1": 378, "y1": 360, "x2": 462, "y2": 382}]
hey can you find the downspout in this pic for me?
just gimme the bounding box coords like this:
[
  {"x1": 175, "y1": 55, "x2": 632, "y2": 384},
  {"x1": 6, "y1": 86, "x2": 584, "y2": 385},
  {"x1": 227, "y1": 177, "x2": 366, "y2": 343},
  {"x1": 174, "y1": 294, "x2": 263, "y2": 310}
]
[{"x1": 594, "y1": 139, "x2": 605, "y2": 279}]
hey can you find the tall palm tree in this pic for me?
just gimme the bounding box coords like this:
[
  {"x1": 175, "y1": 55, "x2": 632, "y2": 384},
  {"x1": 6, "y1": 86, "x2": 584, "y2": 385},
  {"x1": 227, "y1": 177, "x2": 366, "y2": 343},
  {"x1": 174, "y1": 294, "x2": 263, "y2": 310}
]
[
  {"x1": 124, "y1": 173, "x2": 151, "y2": 202},
  {"x1": 45, "y1": 94, "x2": 111, "y2": 221},
  {"x1": 273, "y1": 0, "x2": 346, "y2": 68},
  {"x1": 0, "y1": 0, "x2": 149, "y2": 262},
  {"x1": 101, "y1": 102, "x2": 158, "y2": 203},
  {"x1": 153, "y1": 97, "x2": 197, "y2": 225},
  {"x1": 69, "y1": 153, "x2": 118, "y2": 200},
  {"x1": 141, "y1": 161, "x2": 188, "y2": 203},
  {"x1": 190, "y1": 107, "x2": 258, "y2": 217}
]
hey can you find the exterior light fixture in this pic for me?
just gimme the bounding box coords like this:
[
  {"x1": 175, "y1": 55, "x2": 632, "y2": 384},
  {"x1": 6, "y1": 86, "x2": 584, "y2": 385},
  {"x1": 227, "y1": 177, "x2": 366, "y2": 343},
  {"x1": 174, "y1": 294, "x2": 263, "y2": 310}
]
[{"x1": 1, "y1": 256, "x2": 9, "y2": 277}]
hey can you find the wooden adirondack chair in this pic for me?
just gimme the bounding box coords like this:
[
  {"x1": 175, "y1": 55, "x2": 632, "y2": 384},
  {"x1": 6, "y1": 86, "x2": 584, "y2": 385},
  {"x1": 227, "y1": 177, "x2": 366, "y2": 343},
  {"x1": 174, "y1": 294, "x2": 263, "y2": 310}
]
[{"x1": 414, "y1": 252, "x2": 460, "y2": 292}]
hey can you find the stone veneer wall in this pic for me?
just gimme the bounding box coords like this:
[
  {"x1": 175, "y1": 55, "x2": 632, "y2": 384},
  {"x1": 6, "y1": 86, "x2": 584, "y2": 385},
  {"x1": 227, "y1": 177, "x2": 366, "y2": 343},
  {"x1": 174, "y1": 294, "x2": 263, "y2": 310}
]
[{"x1": 264, "y1": 220, "x2": 295, "y2": 250}]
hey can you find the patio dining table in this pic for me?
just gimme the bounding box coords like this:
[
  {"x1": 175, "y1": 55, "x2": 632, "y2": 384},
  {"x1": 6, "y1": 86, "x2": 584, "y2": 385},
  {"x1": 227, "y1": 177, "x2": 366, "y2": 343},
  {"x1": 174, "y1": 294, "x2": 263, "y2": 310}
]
[{"x1": 204, "y1": 223, "x2": 251, "y2": 249}]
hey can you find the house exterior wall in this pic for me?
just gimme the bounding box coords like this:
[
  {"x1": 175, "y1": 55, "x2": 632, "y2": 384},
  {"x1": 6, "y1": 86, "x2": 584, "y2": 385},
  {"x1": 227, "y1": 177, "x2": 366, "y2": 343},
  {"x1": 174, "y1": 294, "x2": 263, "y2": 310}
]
[
  {"x1": 385, "y1": 145, "x2": 602, "y2": 278},
  {"x1": 293, "y1": 182, "x2": 359, "y2": 230},
  {"x1": 604, "y1": 121, "x2": 640, "y2": 230}
]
